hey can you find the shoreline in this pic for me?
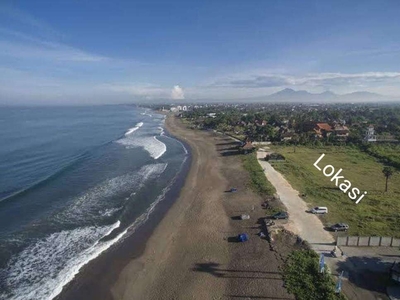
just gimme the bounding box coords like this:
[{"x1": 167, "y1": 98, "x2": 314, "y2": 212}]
[
  {"x1": 55, "y1": 114, "x2": 192, "y2": 300},
  {"x1": 58, "y1": 113, "x2": 294, "y2": 300},
  {"x1": 110, "y1": 115, "x2": 294, "y2": 299}
]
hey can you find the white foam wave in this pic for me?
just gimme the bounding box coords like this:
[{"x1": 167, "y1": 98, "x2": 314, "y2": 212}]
[
  {"x1": 53, "y1": 163, "x2": 168, "y2": 224},
  {"x1": 117, "y1": 167, "x2": 179, "y2": 243},
  {"x1": 124, "y1": 122, "x2": 143, "y2": 136},
  {"x1": 140, "y1": 111, "x2": 152, "y2": 117},
  {"x1": 116, "y1": 135, "x2": 167, "y2": 160},
  {"x1": 99, "y1": 207, "x2": 122, "y2": 217},
  {"x1": 151, "y1": 136, "x2": 167, "y2": 159},
  {"x1": 1, "y1": 221, "x2": 126, "y2": 300}
]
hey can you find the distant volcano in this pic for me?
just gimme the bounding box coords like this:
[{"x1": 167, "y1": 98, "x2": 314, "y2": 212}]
[{"x1": 260, "y1": 88, "x2": 392, "y2": 103}]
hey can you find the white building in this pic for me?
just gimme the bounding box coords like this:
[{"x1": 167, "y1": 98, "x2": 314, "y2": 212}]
[{"x1": 365, "y1": 125, "x2": 377, "y2": 142}]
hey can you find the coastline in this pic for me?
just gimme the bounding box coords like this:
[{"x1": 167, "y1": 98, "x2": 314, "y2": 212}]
[
  {"x1": 110, "y1": 114, "x2": 294, "y2": 299},
  {"x1": 57, "y1": 113, "x2": 295, "y2": 300},
  {"x1": 55, "y1": 114, "x2": 192, "y2": 300}
]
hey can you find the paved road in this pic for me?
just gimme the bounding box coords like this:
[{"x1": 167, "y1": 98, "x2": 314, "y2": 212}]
[{"x1": 256, "y1": 151, "x2": 335, "y2": 253}]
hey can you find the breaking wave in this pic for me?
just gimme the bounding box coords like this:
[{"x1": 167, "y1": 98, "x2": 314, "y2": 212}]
[
  {"x1": 0, "y1": 221, "x2": 125, "y2": 300},
  {"x1": 124, "y1": 122, "x2": 143, "y2": 136},
  {"x1": 0, "y1": 162, "x2": 168, "y2": 300},
  {"x1": 53, "y1": 163, "x2": 168, "y2": 225},
  {"x1": 117, "y1": 122, "x2": 167, "y2": 160}
]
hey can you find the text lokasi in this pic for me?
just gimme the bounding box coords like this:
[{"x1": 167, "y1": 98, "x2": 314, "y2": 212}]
[{"x1": 313, "y1": 153, "x2": 367, "y2": 204}]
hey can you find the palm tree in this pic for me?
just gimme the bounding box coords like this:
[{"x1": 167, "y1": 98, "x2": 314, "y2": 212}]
[
  {"x1": 292, "y1": 134, "x2": 299, "y2": 153},
  {"x1": 382, "y1": 166, "x2": 395, "y2": 192}
]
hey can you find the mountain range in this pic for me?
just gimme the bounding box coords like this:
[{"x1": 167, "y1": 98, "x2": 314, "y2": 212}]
[{"x1": 245, "y1": 88, "x2": 396, "y2": 103}]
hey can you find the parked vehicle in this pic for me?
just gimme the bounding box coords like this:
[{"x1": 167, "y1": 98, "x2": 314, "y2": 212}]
[
  {"x1": 330, "y1": 223, "x2": 349, "y2": 232},
  {"x1": 240, "y1": 214, "x2": 250, "y2": 220},
  {"x1": 311, "y1": 206, "x2": 328, "y2": 214},
  {"x1": 272, "y1": 211, "x2": 289, "y2": 219}
]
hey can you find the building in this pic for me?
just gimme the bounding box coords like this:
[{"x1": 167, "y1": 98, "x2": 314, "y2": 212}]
[
  {"x1": 240, "y1": 141, "x2": 255, "y2": 154},
  {"x1": 365, "y1": 125, "x2": 377, "y2": 142},
  {"x1": 281, "y1": 132, "x2": 295, "y2": 141},
  {"x1": 314, "y1": 123, "x2": 333, "y2": 138},
  {"x1": 333, "y1": 125, "x2": 350, "y2": 141}
]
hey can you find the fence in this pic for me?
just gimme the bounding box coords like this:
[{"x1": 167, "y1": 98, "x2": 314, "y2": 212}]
[{"x1": 336, "y1": 236, "x2": 400, "y2": 247}]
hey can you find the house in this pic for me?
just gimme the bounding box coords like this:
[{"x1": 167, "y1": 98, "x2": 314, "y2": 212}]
[
  {"x1": 333, "y1": 125, "x2": 350, "y2": 141},
  {"x1": 241, "y1": 141, "x2": 255, "y2": 154},
  {"x1": 364, "y1": 125, "x2": 377, "y2": 142},
  {"x1": 314, "y1": 123, "x2": 333, "y2": 138}
]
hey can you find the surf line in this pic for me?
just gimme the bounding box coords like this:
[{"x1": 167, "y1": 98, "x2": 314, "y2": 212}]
[{"x1": 313, "y1": 153, "x2": 367, "y2": 204}]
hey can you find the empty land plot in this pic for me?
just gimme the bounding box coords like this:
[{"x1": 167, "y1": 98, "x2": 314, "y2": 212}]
[{"x1": 269, "y1": 146, "x2": 400, "y2": 237}]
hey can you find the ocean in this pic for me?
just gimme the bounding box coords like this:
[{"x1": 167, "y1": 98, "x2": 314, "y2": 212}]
[{"x1": 0, "y1": 105, "x2": 188, "y2": 300}]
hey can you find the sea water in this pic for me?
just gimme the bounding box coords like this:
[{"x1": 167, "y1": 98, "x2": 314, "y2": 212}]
[{"x1": 0, "y1": 105, "x2": 187, "y2": 300}]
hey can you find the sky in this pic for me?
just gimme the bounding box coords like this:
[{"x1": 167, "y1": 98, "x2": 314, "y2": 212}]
[{"x1": 1, "y1": 0, "x2": 400, "y2": 105}]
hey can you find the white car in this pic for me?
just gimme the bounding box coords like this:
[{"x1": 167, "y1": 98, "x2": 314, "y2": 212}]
[{"x1": 311, "y1": 206, "x2": 328, "y2": 214}]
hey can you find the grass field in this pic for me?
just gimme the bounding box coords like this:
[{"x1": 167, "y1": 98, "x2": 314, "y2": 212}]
[
  {"x1": 270, "y1": 145, "x2": 400, "y2": 237},
  {"x1": 242, "y1": 152, "x2": 276, "y2": 196}
]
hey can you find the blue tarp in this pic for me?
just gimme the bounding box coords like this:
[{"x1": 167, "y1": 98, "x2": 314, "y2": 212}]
[{"x1": 238, "y1": 233, "x2": 249, "y2": 242}]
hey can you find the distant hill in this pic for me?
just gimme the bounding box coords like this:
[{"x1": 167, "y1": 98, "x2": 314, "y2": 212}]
[{"x1": 240, "y1": 88, "x2": 394, "y2": 103}]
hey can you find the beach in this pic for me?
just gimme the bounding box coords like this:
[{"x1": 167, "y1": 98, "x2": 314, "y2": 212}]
[{"x1": 58, "y1": 114, "x2": 295, "y2": 300}]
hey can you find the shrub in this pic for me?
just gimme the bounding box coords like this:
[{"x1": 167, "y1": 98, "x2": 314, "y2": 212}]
[{"x1": 283, "y1": 250, "x2": 346, "y2": 300}]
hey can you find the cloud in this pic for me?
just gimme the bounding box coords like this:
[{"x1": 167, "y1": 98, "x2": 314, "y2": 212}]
[
  {"x1": 97, "y1": 83, "x2": 169, "y2": 98},
  {"x1": 209, "y1": 72, "x2": 400, "y2": 93},
  {"x1": 0, "y1": 29, "x2": 108, "y2": 62},
  {"x1": 220, "y1": 75, "x2": 291, "y2": 88},
  {"x1": 171, "y1": 85, "x2": 185, "y2": 99},
  {"x1": 0, "y1": 5, "x2": 61, "y2": 38}
]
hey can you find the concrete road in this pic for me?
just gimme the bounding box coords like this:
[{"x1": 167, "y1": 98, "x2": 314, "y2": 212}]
[{"x1": 256, "y1": 151, "x2": 335, "y2": 253}]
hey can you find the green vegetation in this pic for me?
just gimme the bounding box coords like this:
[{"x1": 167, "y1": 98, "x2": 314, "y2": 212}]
[
  {"x1": 177, "y1": 103, "x2": 400, "y2": 145},
  {"x1": 271, "y1": 145, "x2": 400, "y2": 237},
  {"x1": 362, "y1": 143, "x2": 400, "y2": 169},
  {"x1": 284, "y1": 250, "x2": 346, "y2": 300},
  {"x1": 242, "y1": 153, "x2": 276, "y2": 196},
  {"x1": 382, "y1": 166, "x2": 395, "y2": 192}
]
